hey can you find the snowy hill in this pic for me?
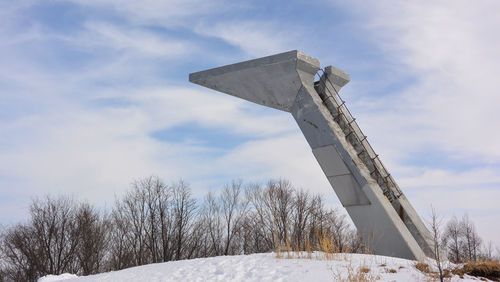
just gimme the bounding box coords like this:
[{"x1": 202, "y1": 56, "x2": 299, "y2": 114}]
[{"x1": 39, "y1": 253, "x2": 482, "y2": 282}]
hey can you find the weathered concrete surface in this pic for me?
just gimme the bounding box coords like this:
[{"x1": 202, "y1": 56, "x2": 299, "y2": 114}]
[
  {"x1": 189, "y1": 50, "x2": 433, "y2": 261},
  {"x1": 189, "y1": 50, "x2": 319, "y2": 112}
]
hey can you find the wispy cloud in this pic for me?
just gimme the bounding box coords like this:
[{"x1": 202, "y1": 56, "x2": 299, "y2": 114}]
[
  {"x1": 62, "y1": 0, "x2": 229, "y2": 28},
  {"x1": 342, "y1": 0, "x2": 500, "y2": 162},
  {"x1": 195, "y1": 21, "x2": 299, "y2": 57},
  {"x1": 79, "y1": 22, "x2": 196, "y2": 57}
]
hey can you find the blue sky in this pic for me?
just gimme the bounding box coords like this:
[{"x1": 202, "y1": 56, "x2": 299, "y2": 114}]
[{"x1": 1, "y1": 0, "x2": 500, "y2": 248}]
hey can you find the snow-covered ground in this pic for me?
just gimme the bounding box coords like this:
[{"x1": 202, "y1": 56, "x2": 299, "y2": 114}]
[{"x1": 39, "y1": 252, "x2": 483, "y2": 282}]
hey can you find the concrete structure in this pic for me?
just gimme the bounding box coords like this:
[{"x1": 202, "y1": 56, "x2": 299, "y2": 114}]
[{"x1": 189, "y1": 50, "x2": 434, "y2": 260}]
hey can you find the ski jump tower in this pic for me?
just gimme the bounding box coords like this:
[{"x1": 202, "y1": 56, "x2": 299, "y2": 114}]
[{"x1": 189, "y1": 50, "x2": 433, "y2": 260}]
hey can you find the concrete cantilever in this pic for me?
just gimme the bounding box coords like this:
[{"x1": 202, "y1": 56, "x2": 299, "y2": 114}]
[
  {"x1": 189, "y1": 50, "x2": 432, "y2": 261},
  {"x1": 189, "y1": 50, "x2": 319, "y2": 112}
]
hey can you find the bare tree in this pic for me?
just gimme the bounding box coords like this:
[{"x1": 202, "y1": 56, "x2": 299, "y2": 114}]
[
  {"x1": 221, "y1": 180, "x2": 249, "y2": 255},
  {"x1": 429, "y1": 207, "x2": 444, "y2": 282},
  {"x1": 171, "y1": 180, "x2": 196, "y2": 261},
  {"x1": 460, "y1": 214, "x2": 482, "y2": 262},
  {"x1": 442, "y1": 216, "x2": 462, "y2": 263},
  {"x1": 347, "y1": 230, "x2": 367, "y2": 254},
  {"x1": 481, "y1": 241, "x2": 495, "y2": 261},
  {"x1": 308, "y1": 195, "x2": 327, "y2": 248},
  {"x1": 75, "y1": 202, "x2": 109, "y2": 275},
  {"x1": 1, "y1": 223, "x2": 39, "y2": 281},
  {"x1": 265, "y1": 180, "x2": 294, "y2": 246},
  {"x1": 138, "y1": 176, "x2": 172, "y2": 263},
  {"x1": 203, "y1": 191, "x2": 223, "y2": 256},
  {"x1": 0, "y1": 196, "x2": 80, "y2": 281},
  {"x1": 108, "y1": 210, "x2": 134, "y2": 270},
  {"x1": 246, "y1": 183, "x2": 275, "y2": 251},
  {"x1": 155, "y1": 179, "x2": 174, "y2": 262},
  {"x1": 291, "y1": 189, "x2": 312, "y2": 250},
  {"x1": 113, "y1": 185, "x2": 148, "y2": 266},
  {"x1": 327, "y1": 209, "x2": 350, "y2": 252},
  {"x1": 109, "y1": 176, "x2": 179, "y2": 266},
  {"x1": 186, "y1": 216, "x2": 209, "y2": 259}
]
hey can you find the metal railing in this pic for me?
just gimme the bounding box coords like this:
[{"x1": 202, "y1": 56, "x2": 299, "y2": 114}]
[{"x1": 314, "y1": 69, "x2": 403, "y2": 201}]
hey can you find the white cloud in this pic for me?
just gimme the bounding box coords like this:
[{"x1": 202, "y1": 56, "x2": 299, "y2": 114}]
[
  {"x1": 128, "y1": 88, "x2": 295, "y2": 136},
  {"x1": 399, "y1": 167, "x2": 500, "y2": 189},
  {"x1": 78, "y1": 22, "x2": 196, "y2": 57},
  {"x1": 62, "y1": 0, "x2": 228, "y2": 28},
  {"x1": 195, "y1": 21, "x2": 300, "y2": 57},
  {"x1": 343, "y1": 0, "x2": 500, "y2": 163},
  {"x1": 215, "y1": 133, "x2": 333, "y2": 193},
  {"x1": 64, "y1": 0, "x2": 301, "y2": 58}
]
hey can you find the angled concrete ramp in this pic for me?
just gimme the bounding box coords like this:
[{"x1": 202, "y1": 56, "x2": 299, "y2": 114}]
[{"x1": 189, "y1": 50, "x2": 434, "y2": 261}]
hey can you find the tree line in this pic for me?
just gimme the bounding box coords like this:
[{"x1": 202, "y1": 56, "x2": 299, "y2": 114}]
[
  {"x1": 0, "y1": 176, "x2": 496, "y2": 281},
  {"x1": 0, "y1": 177, "x2": 364, "y2": 281}
]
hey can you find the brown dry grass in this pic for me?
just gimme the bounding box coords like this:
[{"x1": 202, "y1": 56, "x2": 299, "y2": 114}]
[
  {"x1": 414, "y1": 261, "x2": 454, "y2": 281},
  {"x1": 271, "y1": 232, "x2": 389, "y2": 282},
  {"x1": 319, "y1": 231, "x2": 338, "y2": 260},
  {"x1": 387, "y1": 268, "x2": 397, "y2": 273},
  {"x1": 275, "y1": 230, "x2": 347, "y2": 261},
  {"x1": 452, "y1": 260, "x2": 500, "y2": 281},
  {"x1": 415, "y1": 262, "x2": 430, "y2": 273},
  {"x1": 359, "y1": 267, "x2": 370, "y2": 273},
  {"x1": 305, "y1": 238, "x2": 312, "y2": 259},
  {"x1": 286, "y1": 241, "x2": 292, "y2": 259},
  {"x1": 275, "y1": 229, "x2": 355, "y2": 261},
  {"x1": 332, "y1": 261, "x2": 378, "y2": 282}
]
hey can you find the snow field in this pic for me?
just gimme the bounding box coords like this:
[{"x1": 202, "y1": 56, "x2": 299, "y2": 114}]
[{"x1": 39, "y1": 252, "x2": 483, "y2": 282}]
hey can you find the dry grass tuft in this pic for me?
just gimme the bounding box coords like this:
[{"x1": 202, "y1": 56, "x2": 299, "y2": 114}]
[
  {"x1": 274, "y1": 229, "x2": 352, "y2": 261},
  {"x1": 360, "y1": 267, "x2": 370, "y2": 273},
  {"x1": 286, "y1": 241, "x2": 292, "y2": 259},
  {"x1": 295, "y1": 242, "x2": 301, "y2": 259},
  {"x1": 320, "y1": 231, "x2": 338, "y2": 260},
  {"x1": 332, "y1": 263, "x2": 377, "y2": 282},
  {"x1": 452, "y1": 260, "x2": 500, "y2": 281},
  {"x1": 414, "y1": 261, "x2": 454, "y2": 281},
  {"x1": 387, "y1": 268, "x2": 397, "y2": 273},
  {"x1": 415, "y1": 261, "x2": 430, "y2": 273},
  {"x1": 305, "y1": 239, "x2": 312, "y2": 259}
]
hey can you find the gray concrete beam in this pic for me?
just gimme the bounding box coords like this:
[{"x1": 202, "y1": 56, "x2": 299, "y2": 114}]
[{"x1": 189, "y1": 50, "x2": 319, "y2": 112}]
